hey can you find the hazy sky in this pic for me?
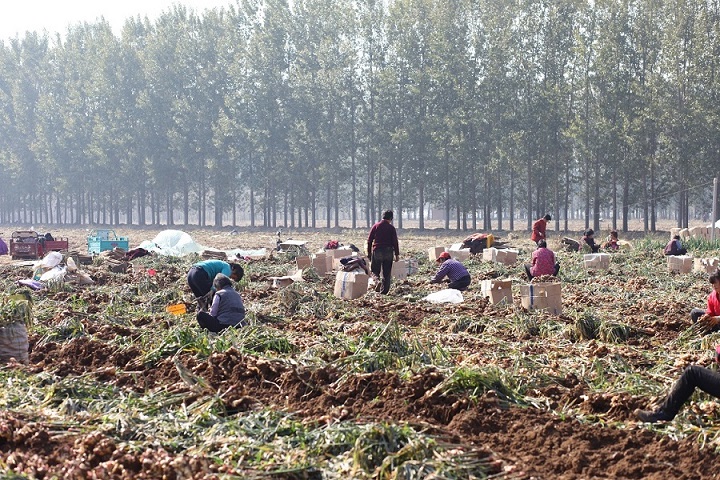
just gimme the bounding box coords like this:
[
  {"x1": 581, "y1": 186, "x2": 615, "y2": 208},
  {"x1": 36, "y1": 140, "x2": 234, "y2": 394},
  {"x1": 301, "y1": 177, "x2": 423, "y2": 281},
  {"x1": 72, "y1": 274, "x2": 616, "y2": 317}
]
[{"x1": 1, "y1": 0, "x2": 233, "y2": 40}]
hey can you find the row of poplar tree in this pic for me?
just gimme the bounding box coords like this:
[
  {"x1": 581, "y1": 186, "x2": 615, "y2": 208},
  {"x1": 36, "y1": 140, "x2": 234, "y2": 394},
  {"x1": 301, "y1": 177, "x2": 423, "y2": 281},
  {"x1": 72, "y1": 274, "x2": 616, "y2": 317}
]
[{"x1": 1, "y1": 0, "x2": 719, "y2": 231}]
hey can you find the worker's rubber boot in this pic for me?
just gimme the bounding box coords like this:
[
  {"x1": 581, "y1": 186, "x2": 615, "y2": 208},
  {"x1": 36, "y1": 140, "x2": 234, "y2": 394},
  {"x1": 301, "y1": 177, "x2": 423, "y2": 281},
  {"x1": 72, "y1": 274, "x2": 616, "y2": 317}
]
[{"x1": 634, "y1": 408, "x2": 672, "y2": 423}]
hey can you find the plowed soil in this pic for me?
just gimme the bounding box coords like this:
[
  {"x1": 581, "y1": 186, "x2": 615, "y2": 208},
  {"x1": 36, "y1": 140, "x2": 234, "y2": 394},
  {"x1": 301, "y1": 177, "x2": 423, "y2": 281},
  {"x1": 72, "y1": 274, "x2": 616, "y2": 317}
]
[{"x1": 0, "y1": 226, "x2": 718, "y2": 479}]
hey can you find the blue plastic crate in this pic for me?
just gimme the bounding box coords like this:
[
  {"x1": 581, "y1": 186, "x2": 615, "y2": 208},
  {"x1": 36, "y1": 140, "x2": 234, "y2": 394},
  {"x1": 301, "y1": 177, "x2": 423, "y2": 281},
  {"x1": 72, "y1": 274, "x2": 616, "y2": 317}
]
[{"x1": 87, "y1": 230, "x2": 129, "y2": 254}]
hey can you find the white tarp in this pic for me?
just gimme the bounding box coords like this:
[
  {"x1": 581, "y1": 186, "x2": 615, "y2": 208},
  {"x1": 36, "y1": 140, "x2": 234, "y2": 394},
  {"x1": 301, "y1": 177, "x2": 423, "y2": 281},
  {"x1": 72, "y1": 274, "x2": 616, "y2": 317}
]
[
  {"x1": 138, "y1": 230, "x2": 266, "y2": 259},
  {"x1": 138, "y1": 230, "x2": 204, "y2": 257},
  {"x1": 423, "y1": 289, "x2": 464, "y2": 304}
]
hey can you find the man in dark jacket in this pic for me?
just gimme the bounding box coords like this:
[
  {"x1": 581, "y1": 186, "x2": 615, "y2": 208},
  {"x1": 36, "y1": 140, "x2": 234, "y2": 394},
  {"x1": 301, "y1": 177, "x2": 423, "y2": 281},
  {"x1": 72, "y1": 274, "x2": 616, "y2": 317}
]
[{"x1": 367, "y1": 210, "x2": 400, "y2": 295}]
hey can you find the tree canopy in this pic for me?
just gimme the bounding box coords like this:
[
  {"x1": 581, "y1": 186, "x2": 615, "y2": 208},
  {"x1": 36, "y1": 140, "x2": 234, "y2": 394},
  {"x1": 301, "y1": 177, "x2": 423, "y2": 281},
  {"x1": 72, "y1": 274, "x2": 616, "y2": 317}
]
[{"x1": 1, "y1": 0, "x2": 718, "y2": 230}]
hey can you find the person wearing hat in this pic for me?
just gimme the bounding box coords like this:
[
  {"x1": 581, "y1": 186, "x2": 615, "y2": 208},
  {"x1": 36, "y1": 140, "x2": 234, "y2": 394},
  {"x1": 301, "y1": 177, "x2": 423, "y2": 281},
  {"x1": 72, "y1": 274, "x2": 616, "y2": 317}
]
[
  {"x1": 367, "y1": 210, "x2": 400, "y2": 294},
  {"x1": 531, "y1": 213, "x2": 552, "y2": 244},
  {"x1": 430, "y1": 252, "x2": 471, "y2": 291}
]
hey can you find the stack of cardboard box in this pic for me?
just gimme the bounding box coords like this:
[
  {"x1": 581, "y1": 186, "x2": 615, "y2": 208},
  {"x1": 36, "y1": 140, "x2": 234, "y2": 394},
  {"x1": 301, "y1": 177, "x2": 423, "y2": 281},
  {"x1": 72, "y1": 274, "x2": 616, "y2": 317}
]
[
  {"x1": 673, "y1": 226, "x2": 720, "y2": 241},
  {"x1": 482, "y1": 248, "x2": 518, "y2": 266}
]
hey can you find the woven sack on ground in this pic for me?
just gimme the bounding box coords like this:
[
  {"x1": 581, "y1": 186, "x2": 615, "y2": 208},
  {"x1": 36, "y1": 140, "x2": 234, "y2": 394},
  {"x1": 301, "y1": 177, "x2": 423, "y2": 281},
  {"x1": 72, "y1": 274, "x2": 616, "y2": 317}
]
[{"x1": 0, "y1": 322, "x2": 29, "y2": 364}]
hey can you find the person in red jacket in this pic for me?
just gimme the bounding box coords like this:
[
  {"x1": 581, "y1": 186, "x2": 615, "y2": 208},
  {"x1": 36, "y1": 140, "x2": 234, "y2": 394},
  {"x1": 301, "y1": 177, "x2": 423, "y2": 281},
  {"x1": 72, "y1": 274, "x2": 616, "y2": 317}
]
[
  {"x1": 531, "y1": 214, "x2": 551, "y2": 244},
  {"x1": 367, "y1": 210, "x2": 400, "y2": 295},
  {"x1": 690, "y1": 269, "x2": 720, "y2": 328},
  {"x1": 524, "y1": 240, "x2": 560, "y2": 280}
]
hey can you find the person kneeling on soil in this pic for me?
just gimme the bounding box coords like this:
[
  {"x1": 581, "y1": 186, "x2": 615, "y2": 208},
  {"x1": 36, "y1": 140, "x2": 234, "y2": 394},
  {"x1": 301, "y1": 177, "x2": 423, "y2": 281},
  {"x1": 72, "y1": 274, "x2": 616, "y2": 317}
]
[
  {"x1": 603, "y1": 230, "x2": 619, "y2": 251},
  {"x1": 524, "y1": 240, "x2": 560, "y2": 280},
  {"x1": 187, "y1": 259, "x2": 244, "y2": 311},
  {"x1": 196, "y1": 273, "x2": 246, "y2": 333},
  {"x1": 430, "y1": 252, "x2": 471, "y2": 291},
  {"x1": 635, "y1": 347, "x2": 720, "y2": 423},
  {"x1": 689, "y1": 269, "x2": 720, "y2": 331},
  {"x1": 664, "y1": 235, "x2": 688, "y2": 256},
  {"x1": 581, "y1": 229, "x2": 600, "y2": 253}
]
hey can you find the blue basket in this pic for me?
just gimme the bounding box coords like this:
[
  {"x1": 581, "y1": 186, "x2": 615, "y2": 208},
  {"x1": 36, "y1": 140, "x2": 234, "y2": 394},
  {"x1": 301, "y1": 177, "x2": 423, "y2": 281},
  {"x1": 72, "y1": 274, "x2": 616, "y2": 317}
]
[{"x1": 87, "y1": 230, "x2": 129, "y2": 254}]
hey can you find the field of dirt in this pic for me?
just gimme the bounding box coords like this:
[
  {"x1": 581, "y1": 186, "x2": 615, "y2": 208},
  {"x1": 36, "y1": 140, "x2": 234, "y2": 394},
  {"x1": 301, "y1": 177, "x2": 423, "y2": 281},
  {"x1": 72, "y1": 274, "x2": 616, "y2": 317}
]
[{"x1": 0, "y1": 225, "x2": 718, "y2": 479}]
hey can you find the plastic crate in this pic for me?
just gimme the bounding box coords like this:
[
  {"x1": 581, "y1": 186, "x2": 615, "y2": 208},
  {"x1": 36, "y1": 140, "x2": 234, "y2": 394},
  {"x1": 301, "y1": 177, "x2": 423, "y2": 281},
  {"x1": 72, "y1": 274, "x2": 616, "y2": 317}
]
[{"x1": 87, "y1": 230, "x2": 129, "y2": 254}]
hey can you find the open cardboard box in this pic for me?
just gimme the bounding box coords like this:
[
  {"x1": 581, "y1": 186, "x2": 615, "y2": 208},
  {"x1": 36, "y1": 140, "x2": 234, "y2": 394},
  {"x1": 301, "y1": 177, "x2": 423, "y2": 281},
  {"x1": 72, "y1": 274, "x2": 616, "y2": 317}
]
[
  {"x1": 520, "y1": 282, "x2": 562, "y2": 315},
  {"x1": 480, "y1": 279, "x2": 512, "y2": 305}
]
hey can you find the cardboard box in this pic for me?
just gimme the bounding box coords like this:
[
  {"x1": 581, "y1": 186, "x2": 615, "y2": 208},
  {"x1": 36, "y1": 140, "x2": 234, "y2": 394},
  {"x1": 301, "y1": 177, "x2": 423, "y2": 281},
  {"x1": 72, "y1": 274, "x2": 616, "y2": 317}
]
[
  {"x1": 480, "y1": 279, "x2": 513, "y2": 305},
  {"x1": 483, "y1": 248, "x2": 518, "y2": 266},
  {"x1": 498, "y1": 249, "x2": 518, "y2": 265},
  {"x1": 269, "y1": 276, "x2": 295, "y2": 288},
  {"x1": 312, "y1": 254, "x2": 332, "y2": 274},
  {"x1": 391, "y1": 258, "x2": 419, "y2": 280},
  {"x1": 694, "y1": 257, "x2": 720, "y2": 274},
  {"x1": 333, "y1": 271, "x2": 369, "y2": 300},
  {"x1": 448, "y1": 248, "x2": 471, "y2": 262},
  {"x1": 688, "y1": 226, "x2": 704, "y2": 240},
  {"x1": 520, "y1": 282, "x2": 562, "y2": 315},
  {"x1": 583, "y1": 253, "x2": 611, "y2": 270},
  {"x1": 667, "y1": 255, "x2": 693, "y2": 273},
  {"x1": 268, "y1": 269, "x2": 304, "y2": 288},
  {"x1": 278, "y1": 240, "x2": 308, "y2": 252},
  {"x1": 428, "y1": 246, "x2": 446, "y2": 262},
  {"x1": 327, "y1": 247, "x2": 354, "y2": 259},
  {"x1": 296, "y1": 255, "x2": 312, "y2": 269}
]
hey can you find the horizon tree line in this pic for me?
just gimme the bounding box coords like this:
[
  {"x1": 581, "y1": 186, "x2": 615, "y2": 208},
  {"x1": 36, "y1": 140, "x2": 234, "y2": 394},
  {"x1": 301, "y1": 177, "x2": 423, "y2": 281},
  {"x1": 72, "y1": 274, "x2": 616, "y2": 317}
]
[{"x1": 1, "y1": 0, "x2": 719, "y2": 232}]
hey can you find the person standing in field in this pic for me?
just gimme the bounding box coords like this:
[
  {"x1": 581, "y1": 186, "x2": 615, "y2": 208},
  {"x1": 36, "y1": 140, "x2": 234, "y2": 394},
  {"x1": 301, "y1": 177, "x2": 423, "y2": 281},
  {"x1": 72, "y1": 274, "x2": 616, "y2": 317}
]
[
  {"x1": 367, "y1": 210, "x2": 400, "y2": 295},
  {"x1": 430, "y1": 252, "x2": 471, "y2": 291},
  {"x1": 531, "y1": 214, "x2": 552, "y2": 244},
  {"x1": 187, "y1": 259, "x2": 244, "y2": 310},
  {"x1": 524, "y1": 240, "x2": 560, "y2": 280}
]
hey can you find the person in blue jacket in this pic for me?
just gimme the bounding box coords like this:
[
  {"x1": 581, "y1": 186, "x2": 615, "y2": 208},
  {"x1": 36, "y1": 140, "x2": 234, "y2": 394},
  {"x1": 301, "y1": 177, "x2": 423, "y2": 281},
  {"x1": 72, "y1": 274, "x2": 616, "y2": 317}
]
[{"x1": 187, "y1": 260, "x2": 244, "y2": 310}]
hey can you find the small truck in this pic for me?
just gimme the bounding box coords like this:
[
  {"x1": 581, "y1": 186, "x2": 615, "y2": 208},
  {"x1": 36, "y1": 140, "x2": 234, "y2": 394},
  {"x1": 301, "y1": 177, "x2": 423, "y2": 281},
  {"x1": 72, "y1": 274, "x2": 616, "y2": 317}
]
[{"x1": 9, "y1": 230, "x2": 69, "y2": 260}]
